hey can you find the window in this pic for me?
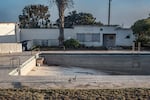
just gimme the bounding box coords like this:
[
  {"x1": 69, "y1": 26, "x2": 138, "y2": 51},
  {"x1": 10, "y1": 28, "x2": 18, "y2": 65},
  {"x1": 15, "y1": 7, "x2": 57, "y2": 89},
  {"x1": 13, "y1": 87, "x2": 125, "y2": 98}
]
[
  {"x1": 77, "y1": 33, "x2": 100, "y2": 42},
  {"x1": 100, "y1": 28, "x2": 103, "y2": 31},
  {"x1": 109, "y1": 36, "x2": 114, "y2": 40},
  {"x1": 33, "y1": 39, "x2": 41, "y2": 46},
  {"x1": 42, "y1": 40, "x2": 48, "y2": 46},
  {"x1": 92, "y1": 34, "x2": 100, "y2": 42},
  {"x1": 126, "y1": 35, "x2": 130, "y2": 39},
  {"x1": 33, "y1": 39, "x2": 48, "y2": 46},
  {"x1": 85, "y1": 34, "x2": 92, "y2": 42},
  {"x1": 77, "y1": 33, "x2": 85, "y2": 42}
]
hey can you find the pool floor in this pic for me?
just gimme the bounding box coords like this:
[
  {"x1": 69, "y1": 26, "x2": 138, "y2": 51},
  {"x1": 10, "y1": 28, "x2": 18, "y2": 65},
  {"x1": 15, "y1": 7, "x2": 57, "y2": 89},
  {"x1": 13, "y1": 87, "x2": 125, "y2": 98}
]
[{"x1": 27, "y1": 65, "x2": 130, "y2": 76}]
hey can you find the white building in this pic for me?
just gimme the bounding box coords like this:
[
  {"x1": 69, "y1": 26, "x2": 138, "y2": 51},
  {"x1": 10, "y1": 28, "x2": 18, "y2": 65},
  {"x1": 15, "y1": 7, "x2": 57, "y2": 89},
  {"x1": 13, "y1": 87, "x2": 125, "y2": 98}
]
[
  {"x1": 74, "y1": 25, "x2": 134, "y2": 47},
  {"x1": 0, "y1": 23, "x2": 22, "y2": 53},
  {"x1": 0, "y1": 23, "x2": 16, "y2": 43},
  {"x1": 0, "y1": 23, "x2": 134, "y2": 50}
]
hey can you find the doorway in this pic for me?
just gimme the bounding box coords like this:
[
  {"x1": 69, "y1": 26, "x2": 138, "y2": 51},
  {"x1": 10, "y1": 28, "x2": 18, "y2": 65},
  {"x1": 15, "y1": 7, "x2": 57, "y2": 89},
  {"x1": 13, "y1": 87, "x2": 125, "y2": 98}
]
[{"x1": 103, "y1": 34, "x2": 116, "y2": 47}]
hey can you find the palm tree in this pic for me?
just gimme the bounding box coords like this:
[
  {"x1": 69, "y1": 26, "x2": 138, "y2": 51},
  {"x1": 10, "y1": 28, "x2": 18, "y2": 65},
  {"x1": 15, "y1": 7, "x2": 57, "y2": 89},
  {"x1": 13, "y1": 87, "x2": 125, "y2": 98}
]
[{"x1": 53, "y1": 0, "x2": 73, "y2": 46}]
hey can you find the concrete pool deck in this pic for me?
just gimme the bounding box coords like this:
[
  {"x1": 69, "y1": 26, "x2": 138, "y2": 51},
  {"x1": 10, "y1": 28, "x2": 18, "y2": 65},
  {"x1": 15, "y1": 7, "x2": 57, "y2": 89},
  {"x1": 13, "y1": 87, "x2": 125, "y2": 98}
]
[
  {"x1": 1, "y1": 75, "x2": 150, "y2": 89},
  {"x1": 0, "y1": 50, "x2": 150, "y2": 89},
  {"x1": 0, "y1": 52, "x2": 37, "y2": 77},
  {"x1": 41, "y1": 50, "x2": 150, "y2": 54}
]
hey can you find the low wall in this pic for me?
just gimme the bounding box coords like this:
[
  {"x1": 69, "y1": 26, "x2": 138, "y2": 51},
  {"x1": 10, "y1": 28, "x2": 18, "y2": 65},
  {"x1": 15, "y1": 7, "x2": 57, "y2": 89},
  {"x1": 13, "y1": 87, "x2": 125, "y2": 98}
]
[
  {"x1": 0, "y1": 43, "x2": 22, "y2": 53},
  {"x1": 20, "y1": 56, "x2": 36, "y2": 75},
  {"x1": 41, "y1": 53, "x2": 150, "y2": 75},
  {"x1": 9, "y1": 55, "x2": 37, "y2": 76}
]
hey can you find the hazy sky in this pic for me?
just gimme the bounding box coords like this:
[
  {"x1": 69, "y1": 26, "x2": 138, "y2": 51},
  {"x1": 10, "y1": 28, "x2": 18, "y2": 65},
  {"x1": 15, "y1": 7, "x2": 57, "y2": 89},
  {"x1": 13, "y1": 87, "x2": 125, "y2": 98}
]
[{"x1": 0, "y1": 0, "x2": 150, "y2": 28}]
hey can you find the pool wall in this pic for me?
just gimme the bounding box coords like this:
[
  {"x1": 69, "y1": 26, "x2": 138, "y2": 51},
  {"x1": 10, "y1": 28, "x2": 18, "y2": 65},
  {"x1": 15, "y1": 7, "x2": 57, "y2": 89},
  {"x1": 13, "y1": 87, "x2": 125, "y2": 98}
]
[
  {"x1": 9, "y1": 55, "x2": 37, "y2": 76},
  {"x1": 40, "y1": 53, "x2": 150, "y2": 75}
]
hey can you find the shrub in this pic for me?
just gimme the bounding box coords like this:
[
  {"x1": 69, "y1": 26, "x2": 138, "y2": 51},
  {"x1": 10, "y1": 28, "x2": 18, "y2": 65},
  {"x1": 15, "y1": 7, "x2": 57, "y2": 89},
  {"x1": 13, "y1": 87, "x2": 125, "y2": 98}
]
[
  {"x1": 30, "y1": 45, "x2": 40, "y2": 51},
  {"x1": 64, "y1": 39, "x2": 80, "y2": 48},
  {"x1": 136, "y1": 36, "x2": 150, "y2": 46}
]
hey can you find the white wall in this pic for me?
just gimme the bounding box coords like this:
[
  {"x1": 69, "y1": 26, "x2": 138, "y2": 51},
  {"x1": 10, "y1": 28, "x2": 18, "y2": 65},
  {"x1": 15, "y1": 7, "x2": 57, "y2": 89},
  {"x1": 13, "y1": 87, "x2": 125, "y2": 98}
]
[
  {"x1": 21, "y1": 28, "x2": 75, "y2": 41},
  {"x1": 74, "y1": 25, "x2": 100, "y2": 33},
  {"x1": 20, "y1": 56, "x2": 36, "y2": 75},
  {"x1": 15, "y1": 24, "x2": 21, "y2": 42},
  {"x1": 21, "y1": 28, "x2": 75, "y2": 49},
  {"x1": 100, "y1": 26, "x2": 117, "y2": 46},
  {"x1": 0, "y1": 23, "x2": 15, "y2": 36},
  {"x1": 21, "y1": 29, "x2": 59, "y2": 48},
  {"x1": 100, "y1": 26, "x2": 117, "y2": 34},
  {"x1": 21, "y1": 29, "x2": 59, "y2": 40},
  {"x1": 0, "y1": 23, "x2": 134, "y2": 48},
  {"x1": 0, "y1": 43, "x2": 22, "y2": 53},
  {"x1": 0, "y1": 23, "x2": 16, "y2": 43},
  {"x1": 100, "y1": 26, "x2": 134, "y2": 47},
  {"x1": 0, "y1": 35, "x2": 16, "y2": 43},
  {"x1": 64, "y1": 29, "x2": 75, "y2": 40},
  {"x1": 20, "y1": 26, "x2": 134, "y2": 48},
  {"x1": 116, "y1": 29, "x2": 134, "y2": 46}
]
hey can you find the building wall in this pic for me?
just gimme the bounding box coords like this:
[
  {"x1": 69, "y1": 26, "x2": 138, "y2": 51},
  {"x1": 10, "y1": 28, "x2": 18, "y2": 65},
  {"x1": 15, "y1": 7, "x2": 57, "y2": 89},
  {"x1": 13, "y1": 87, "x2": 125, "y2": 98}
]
[
  {"x1": 0, "y1": 23, "x2": 16, "y2": 43},
  {"x1": 21, "y1": 29, "x2": 75, "y2": 49},
  {"x1": 21, "y1": 26, "x2": 134, "y2": 48},
  {"x1": 116, "y1": 29, "x2": 134, "y2": 46},
  {"x1": 15, "y1": 24, "x2": 21, "y2": 42},
  {"x1": 0, "y1": 35, "x2": 16, "y2": 43},
  {"x1": 21, "y1": 28, "x2": 75, "y2": 41},
  {"x1": 21, "y1": 29, "x2": 59, "y2": 40},
  {"x1": 100, "y1": 26, "x2": 134, "y2": 47},
  {"x1": 100, "y1": 26, "x2": 117, "y2": 34},
  {"x1": 0, "y1": 43, "x2": 22, "y2": 53},
  {"x1": 0, "y1": 23, "x2": 134, "y2": 48},
  {"x1": 74, "y1": 25, "x2": 100, "y2": 33},
  {"x1": 21, "y1": 29, "x2": 59, "y2": 48},
  {"x1": 100, "y1": 26, "x2": 117, "y2": 47}
]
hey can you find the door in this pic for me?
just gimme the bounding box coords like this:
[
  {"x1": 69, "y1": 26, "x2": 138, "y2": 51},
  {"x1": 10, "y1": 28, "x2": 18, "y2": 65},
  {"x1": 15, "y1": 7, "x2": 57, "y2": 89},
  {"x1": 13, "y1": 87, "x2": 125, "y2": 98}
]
[{"x1": 103, "y1": 34, "x2": 116, "y2": 47}]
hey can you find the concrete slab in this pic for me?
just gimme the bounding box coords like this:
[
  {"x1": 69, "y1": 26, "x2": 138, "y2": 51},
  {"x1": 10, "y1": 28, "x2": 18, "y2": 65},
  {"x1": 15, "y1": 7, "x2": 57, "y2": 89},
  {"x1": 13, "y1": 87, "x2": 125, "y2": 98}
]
[
  {"x1": 41, "y1": 50, "x2": 150, "y2": 54},
  {"x1": 0, "y1": 51, "x2": 38, "y2": 78},
  {"x1": 0, "y1": 75, "x2": 150, "y2": 89}
]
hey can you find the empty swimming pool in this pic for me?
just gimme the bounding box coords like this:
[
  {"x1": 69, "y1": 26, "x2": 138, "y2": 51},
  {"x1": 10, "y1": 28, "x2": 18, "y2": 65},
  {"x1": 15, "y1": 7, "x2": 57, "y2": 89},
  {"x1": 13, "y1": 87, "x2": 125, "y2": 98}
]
[{"x1": 39, "y1": 52, "x2": 150, "y2": 75}]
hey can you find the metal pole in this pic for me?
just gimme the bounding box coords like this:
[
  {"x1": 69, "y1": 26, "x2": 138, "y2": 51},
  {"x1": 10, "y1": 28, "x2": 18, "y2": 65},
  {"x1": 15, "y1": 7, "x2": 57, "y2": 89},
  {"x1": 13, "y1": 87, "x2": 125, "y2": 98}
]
[
  {"x1": 138, "y1": 42, "x2": 141, "y2": 52},
  {"x1": 17, "y1": 57, "x2": 21, "y2": 76},
  {"x1": 132, "y1": 42, "x2": 135, "y2": 51},
  {"x1": 108, "y1": 0, "x2": 111, "y2": 25}
]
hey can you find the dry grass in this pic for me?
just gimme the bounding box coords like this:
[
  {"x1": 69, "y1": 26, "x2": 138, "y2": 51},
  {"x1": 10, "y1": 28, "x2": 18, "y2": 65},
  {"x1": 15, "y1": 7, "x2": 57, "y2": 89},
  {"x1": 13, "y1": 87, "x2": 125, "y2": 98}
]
[{"x1": 0, "y1": 88, "x2": 149, "y2": 100}]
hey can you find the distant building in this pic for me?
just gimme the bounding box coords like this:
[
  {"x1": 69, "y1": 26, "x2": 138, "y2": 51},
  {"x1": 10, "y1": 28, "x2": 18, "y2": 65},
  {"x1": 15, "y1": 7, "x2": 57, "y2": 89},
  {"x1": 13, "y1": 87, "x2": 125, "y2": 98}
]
[
  {"x1": 0, "y1": 23, "x2": 18, "y2": 43},
  {"x1": 0, "y1": 23, "x2": 135, "y2": 50},
  {"x1": 74, "y1": 25, "x2": 134, "y2": 47}
]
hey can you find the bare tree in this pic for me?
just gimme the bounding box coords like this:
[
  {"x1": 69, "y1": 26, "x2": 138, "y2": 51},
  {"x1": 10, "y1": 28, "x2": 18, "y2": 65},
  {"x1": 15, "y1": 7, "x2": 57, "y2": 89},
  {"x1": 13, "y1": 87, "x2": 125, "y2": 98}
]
[{"x1": 52, "y1": 0, "x2": 73, "y2": 46}]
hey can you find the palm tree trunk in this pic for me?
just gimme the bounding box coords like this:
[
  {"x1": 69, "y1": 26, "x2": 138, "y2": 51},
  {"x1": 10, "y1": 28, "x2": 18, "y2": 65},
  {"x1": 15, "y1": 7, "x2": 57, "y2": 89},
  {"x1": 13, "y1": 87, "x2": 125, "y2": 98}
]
[
  {"x1": 55, "y1": 0, "x2": 73, "y2": 46},
  {"x1": 58, "y1": 5, "x2": 65, "y2": 46}
]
